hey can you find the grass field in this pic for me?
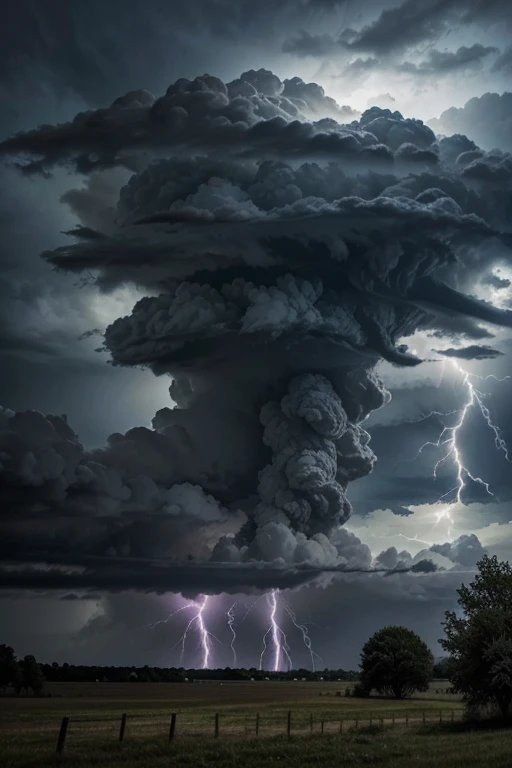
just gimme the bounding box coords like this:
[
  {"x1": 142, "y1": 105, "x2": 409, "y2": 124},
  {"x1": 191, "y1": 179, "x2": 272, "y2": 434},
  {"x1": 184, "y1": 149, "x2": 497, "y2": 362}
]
[{"x1": 2, "y1": 681, "x2": 510, "y2": 767}]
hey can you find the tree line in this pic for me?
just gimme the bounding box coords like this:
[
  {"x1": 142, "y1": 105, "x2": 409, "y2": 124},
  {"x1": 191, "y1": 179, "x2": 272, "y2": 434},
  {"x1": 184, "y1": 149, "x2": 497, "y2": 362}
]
[
  {"x1": 0, "y1": 657, "x2": 359, "y2": 689},
  {"x1": 0, "y1": 649, "x2": 44, "y2": 695},
  {"x1": 2, "y1": 555, "x2": 512, "y2": 719}
]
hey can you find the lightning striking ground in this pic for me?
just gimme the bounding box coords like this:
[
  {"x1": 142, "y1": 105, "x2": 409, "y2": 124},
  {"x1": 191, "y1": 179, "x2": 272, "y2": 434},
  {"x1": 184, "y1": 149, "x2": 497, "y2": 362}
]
[
  {"x1": 196, "y1": 595, "x2": 210, "y2": 668},
  {"x1": 260, "y1": 589, "x2": 293, "y2": 672},
  {"x1": 282, "y1": 597, "x2": 323, "y2": 672},
  {"x1": 227, "y1": 602, "x2": 238, "y2": 667},
  {"x1": 175, "y1": 594, "x2": 217, "y2": 669}
]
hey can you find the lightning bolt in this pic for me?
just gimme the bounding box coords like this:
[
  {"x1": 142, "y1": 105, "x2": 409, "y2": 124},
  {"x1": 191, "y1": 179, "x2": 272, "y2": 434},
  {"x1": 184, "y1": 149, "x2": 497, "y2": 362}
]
[
  {"x1": 196, "y1": 595, "x2": 210, "y2": 669},
  {"x1": 282, "y1": 597, "x2": 323, "y2": 672},
  {"x1": 416, "y1": 360, "x2": 510, "y2": 507},
  {"x1": 259, "y1": 589, "x2": 292, "y2": 672},
  {"x1": 146, "y1": 603, "x2": 195, "y2": 630},
  {"x1": 227, "y1": 602, "x2": 237, "y2": 667},
  {"x1": 174, "y1": 594, "x2": 220, "y2": 669}
]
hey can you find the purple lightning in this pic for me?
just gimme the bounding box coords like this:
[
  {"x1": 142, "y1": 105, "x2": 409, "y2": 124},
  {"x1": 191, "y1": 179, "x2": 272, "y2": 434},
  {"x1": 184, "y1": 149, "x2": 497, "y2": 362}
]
[
  {"x1": 260, "y1": 589, "x2": 292, "y2": 671},
  {"x1": 269, "y1": 590, "x2": 281, "y2": 672},
  {"x1": 177, "y1": 594, "x2": 216, "y2": 669},
  {"x1": 415, "y1": 361, "x2": 510, "y2": 509},
  {"x1": 146, "y1": 602, "x2": 195, "y2": 630},
  {"x1": 197, "y1": 595, "x2": 210, "y2": 668}
]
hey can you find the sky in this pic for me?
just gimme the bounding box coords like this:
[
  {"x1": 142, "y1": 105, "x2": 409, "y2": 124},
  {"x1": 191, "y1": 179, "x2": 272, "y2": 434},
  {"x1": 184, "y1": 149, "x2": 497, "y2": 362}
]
[{"x1": 1, "y1": 0, "x2": 512, "y2": 671}]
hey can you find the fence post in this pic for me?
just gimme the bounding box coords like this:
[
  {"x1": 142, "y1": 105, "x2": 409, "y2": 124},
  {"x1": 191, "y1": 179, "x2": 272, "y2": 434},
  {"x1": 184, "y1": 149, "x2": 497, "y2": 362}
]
[
  {"x1": 339, "y1": 720, "x2": 343, "y2": 733},
  {"x1": 287, "y1": 711, "x2": 291, "y2": 739},
  {"x1": 310, "y1": 714, "x2": 313, "y2": 733},
  {"x1": 169, "y1": 713, "x2": 177, "y2": 743},
  {"x1": 380, "y1": 717, "x2": 383, "y2": 727},
  {"x1": 405, "y1": 715, "x2": 409, "y2": 727},
  {"x1": 451, "y1": 710, "x2": 454, "y2": 723},
  {"x1": 256, "y1": 713, "x2": 260, "y2": 736},
  {"x1": 439, "y1": 711, "x2": 442, "y2": 724},
  {"x1": 119, "y1": 714, "x2": 127, "y2": 742},
  {"x1": 355, "y1": 718, "x2": 359, "y2": 730},
  {"x1": 422, "y1": 711, "x2": 426, "y2": 726},
  {"x1": 215, "y1": 713, "x2": 219, "y2": 738},
  {"x1": 392, "y1": 714, "x2": 395, "y2": 727},
  {"x1": 56, "y1": 717, "x2": 69, "y2": 754}
]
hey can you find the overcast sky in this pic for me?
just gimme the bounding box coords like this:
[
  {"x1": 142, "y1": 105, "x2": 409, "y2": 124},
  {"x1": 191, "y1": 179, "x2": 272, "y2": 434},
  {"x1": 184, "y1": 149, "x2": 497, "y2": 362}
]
[{"x1": 1, "y1": 0, "x2": 512, "y2": 670}]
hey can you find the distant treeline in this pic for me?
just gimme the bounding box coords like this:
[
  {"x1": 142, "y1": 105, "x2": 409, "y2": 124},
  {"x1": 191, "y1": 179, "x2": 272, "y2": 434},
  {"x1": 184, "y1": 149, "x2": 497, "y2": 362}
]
[{"x1": 40, "y1": 663, "x2": 360, "y2": 684}]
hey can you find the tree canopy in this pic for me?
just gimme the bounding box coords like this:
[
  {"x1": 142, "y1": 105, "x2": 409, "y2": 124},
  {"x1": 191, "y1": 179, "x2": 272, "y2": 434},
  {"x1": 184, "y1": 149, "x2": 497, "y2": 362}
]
[
  {"x1": 0, "y1": 645, "x2": 21, "y2": 691},
  {"x1": 441, "y1": 554, "x2": 512, "y2": 718},
  {"x1": 20, "y1": 655, "x2": 45, "y2": 695},
  {"x1": 360, "y1": 625, "x2": 434, "y2": 699}
]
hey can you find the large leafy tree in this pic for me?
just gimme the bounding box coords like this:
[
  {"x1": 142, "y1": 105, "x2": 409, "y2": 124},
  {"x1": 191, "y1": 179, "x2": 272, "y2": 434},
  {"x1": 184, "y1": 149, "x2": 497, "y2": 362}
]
[
  {"x1": 20, "y1": 655, "x2": 45, "y2": 696},
  {"x1": 360, "y1": 625, "x2": 433, "y2": 699},
  {"x1": 441, "y1": 555, "x2": 512, "y2": 718},
  {"x1": 0, "y1": 645, "x2": 21, "y2": 691}
]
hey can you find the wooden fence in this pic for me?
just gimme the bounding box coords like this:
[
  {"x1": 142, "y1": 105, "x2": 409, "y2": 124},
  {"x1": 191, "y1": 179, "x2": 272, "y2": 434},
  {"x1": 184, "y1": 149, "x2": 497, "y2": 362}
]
[{"x1": 55, "y1": 708, "x2": 462, "y2": 753}]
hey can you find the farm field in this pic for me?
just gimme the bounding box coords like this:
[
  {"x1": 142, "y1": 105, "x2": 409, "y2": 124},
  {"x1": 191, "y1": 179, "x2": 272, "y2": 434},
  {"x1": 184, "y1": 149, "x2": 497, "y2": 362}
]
[{"x1": 3, "y1": 680, "x2": 507, "y2": 767}]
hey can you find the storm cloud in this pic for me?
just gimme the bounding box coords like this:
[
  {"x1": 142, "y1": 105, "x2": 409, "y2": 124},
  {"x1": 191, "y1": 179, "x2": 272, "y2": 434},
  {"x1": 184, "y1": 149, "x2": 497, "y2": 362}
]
[
  {"x1": 429, "y1": 92, "x2": 512, "y2": 152},
  {"x1": 436, "y1": 345, "x2": 504, "y2": 360},
  {"x1": 399, "y1": 45, "x2": 498, "y2": 77},
  {"x1": 1, "y1": 68, "x2": 512, "y2": 598}
]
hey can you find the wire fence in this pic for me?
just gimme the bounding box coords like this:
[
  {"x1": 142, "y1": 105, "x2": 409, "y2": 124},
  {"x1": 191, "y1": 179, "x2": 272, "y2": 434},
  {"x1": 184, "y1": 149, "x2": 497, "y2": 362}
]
[{"x1": 54, "y1": 708, "x2": 464, "y2": 753}]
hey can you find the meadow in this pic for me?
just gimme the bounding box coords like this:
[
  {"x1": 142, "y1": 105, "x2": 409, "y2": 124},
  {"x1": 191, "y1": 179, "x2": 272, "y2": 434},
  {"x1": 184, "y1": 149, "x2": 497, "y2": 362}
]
[{"x1": 2, "y1": 680, "x2": 510, "y2": 767}]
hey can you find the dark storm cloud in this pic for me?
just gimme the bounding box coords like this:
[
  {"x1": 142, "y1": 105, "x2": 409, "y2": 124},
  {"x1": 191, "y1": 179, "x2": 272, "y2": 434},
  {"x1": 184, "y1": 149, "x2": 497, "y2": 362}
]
[
  {"x1": 459, "y1": 150, "x2": 512, "y2": 186},
  {"x1": 408, "y1": 279, "x2": 512, "y2": 331},
  {"x1": 345, "y1": 0, "x2": 457, "y2": 55},
  {"x1": 341, "y1": 0, "x2": 512, "y2": 57},
  {"x1": 492, "y1": 47, "x2": 512, "y2": 75},
  {"x1": 281, "y1": 0, "x2": 456, "y2": 58},
  {"x1": 436, "y1": 344, "x2": 504, "y2": 360},
  {"x1": 0, "y1": 557, "x2": 438, "y2": 596},
  {"x1": 400, "y1": 44, "x2": 499, "y2": 77},
  {"x1": 282, "y1": 31, "x2": 343, "y2": 58},
  {"x1": 0, "y1": 72, "x2": 370, "y2": 176},
  {"x1": 430, "y1": 533, "x2": 486, "y2": 566},
  {"x1": 428, "y1": 323, "x2": 495, "y2": 341},
  {"x1": 60, "y1": 170, "x2": 130, "y2": 232},
  {"x1": 2, "y1": 2, "x2": 512, "y2": 667},
  {"x1": 429, "y1": 93, "x2": 512, "y2": 152},
  {"x1": 0, "y1": 0, "x2": 355, "y2": 125},
  {"x1": 482, "y1": 273, "x2": 511, "y2": 290},
  {"x1": 2, "y1": 68, "x2": 512, "y2": 596}
]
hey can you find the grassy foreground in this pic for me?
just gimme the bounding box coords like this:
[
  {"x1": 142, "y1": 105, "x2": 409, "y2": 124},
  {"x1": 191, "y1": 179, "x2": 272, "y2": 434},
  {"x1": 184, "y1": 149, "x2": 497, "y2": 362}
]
[
  {"x1": 3, "y1": 724, "x2": 512, "y2": 768},
  {"x1": 4, "y1": 681, "x2": 504, "y2": 767}
]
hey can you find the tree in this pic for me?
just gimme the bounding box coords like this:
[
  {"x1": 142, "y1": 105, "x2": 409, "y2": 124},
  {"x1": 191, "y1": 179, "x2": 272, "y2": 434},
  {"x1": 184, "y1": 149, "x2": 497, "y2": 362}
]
[
  {"x1": 20, "y1": 655, "x2": 45, "y2": 696},
  {"x1": 360, "y1": 626, "x2": 433, "y2": 699},
  {"x1": 433, "y1": 657, "x2": 455, "y2": 680},
  {"x1": 441, "y1": 555, "x2": 512, "y2": 718},
  {"x1": 0, "y1": 645, "x2": 21, "y2": 691}
]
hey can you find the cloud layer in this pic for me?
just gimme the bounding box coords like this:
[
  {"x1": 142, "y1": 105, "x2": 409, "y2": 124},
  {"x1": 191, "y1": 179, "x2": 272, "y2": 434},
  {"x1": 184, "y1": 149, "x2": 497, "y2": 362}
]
[{"x1": 1, "y1": 68, "x2": 512, "y2": 596}]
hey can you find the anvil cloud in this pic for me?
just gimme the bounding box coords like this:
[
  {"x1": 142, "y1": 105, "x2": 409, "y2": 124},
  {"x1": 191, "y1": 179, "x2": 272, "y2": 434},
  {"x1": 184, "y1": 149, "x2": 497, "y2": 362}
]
[{"x1": 1, "y1": 68, "x2": 512, "y2": 595}]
